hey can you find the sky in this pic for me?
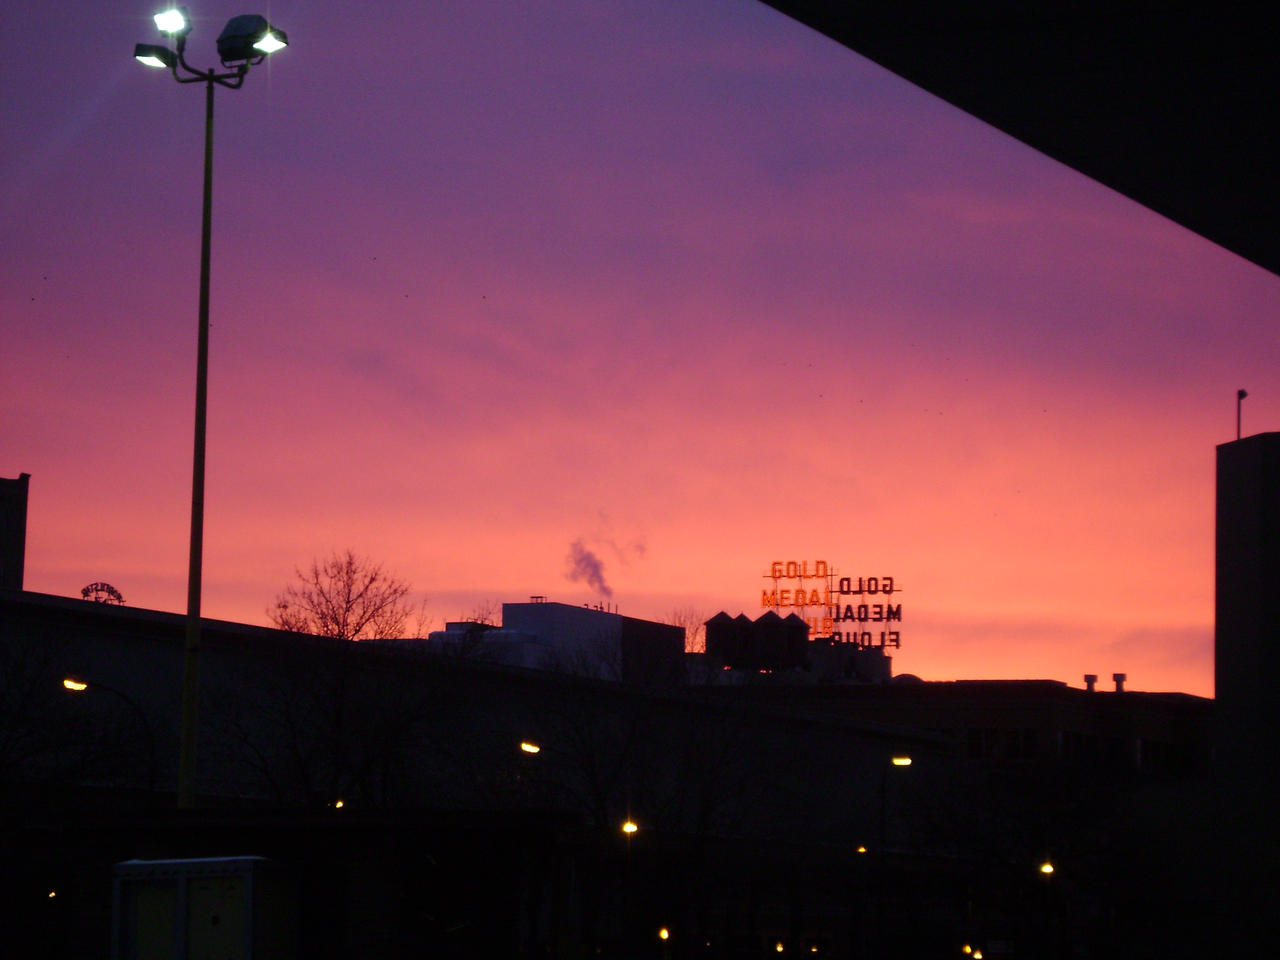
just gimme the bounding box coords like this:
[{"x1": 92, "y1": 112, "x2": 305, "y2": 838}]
[{"x1": 3, "y1": 2, "x2": 1277, "y2": 697}]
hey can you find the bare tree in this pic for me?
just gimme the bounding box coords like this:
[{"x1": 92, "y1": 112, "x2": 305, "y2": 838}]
[
  {"x1": 665, "y1": 606, "x2": 709, "y2": 653},
  {"x1": 463, "y1": 598, "x2": 502, "y2": 626},
  {"x1": 269, "y1": 550, "x2": 420, "y2": 642}
]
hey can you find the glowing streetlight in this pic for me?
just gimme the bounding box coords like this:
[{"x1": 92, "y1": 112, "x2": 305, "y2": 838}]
[
  {"x1": 519, "y1": 741, "x2": 541, "y2": 754},
  {"x1": 1039, "y1": 860, "x2": 1055, "y2": 875},
  {"x1": 62, "y1": 678, "x2": 89, "y2": 692},
  {"x1": 891, "y1": 755, "x2": 912, "y2": 766},
  {"x1": 153, "y1": 7, "x2": 190, "y2": 34},
  {"x1": 621, "y1": 820, "x2": 638, "y2": 835},
  {"x1": 658, "y1": 927, "x2": 670, "y2": 941},
  {"x1": 132, "y1": 6, "x2": 288, "y2": 808}
]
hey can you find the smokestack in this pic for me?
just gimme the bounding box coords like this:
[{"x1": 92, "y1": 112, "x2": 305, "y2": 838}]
[
  {"x1": 1084, "y1": 674, "x2": 1098, "y2": 693},
  {"x1": 1112, "y1": 672, "x2": 1127, "y2": 693}
]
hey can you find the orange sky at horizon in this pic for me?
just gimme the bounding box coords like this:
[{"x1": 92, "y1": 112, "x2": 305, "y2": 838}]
[{"x1": 4, "y1": 1, "x2": 1278, "y2": 700}]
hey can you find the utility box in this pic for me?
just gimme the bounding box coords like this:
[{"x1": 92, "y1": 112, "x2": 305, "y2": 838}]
[{"x1": 112, "y1": 857, "x2": 296, "y2": 960}]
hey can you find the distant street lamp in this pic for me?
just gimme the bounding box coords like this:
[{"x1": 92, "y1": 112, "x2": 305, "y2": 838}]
[
  {"x1": 877, "y1": 753, "x2": 912, "y2": 956},
  {"x1": 132, "y1": 6, "x2": 288, "y2": 808}
]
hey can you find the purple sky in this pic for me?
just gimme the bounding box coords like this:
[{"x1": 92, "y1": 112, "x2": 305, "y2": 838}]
[{"x1": 4, "y1": 1, "x2": 1278, "y2": 695}]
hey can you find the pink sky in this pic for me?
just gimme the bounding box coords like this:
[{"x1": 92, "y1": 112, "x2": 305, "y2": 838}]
[{"x1": 3, "y1": 1, "x2": 1278, "y2": 697}]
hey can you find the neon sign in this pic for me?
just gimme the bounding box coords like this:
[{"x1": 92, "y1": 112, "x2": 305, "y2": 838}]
[{"x1": 761, "y1": 560, "x2": 902, "y2": 648}]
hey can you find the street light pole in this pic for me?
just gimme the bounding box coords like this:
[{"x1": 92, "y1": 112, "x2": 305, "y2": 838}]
[
  {"x1": 177, "y1": 69, "x2": 214, "y2": 810},
  {"x1": 134, "y1": 6, "x2": 288, "y2": 808},
  {"x1": 877, "y1": 755, "x2": 911, "y2": 957}
]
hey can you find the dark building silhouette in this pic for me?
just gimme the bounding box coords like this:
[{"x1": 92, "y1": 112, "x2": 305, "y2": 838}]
[
  {"x1": 424, "y1": 599, "x2": 685, "y2": 685},
  {"x1": 706, "y1": 610, "x2": 808, "y2": 673},
  {"x1": 1214, "y1": 431, "x2": 1280, "y2": 954},
  {"x1": 1215, "y1": 432, "x2": 1280, "y2": 738},
  {"x1": 0, "y1": 473, "x2": 29, "y2": 591},
  {"x1": 705, "y1": 609, "x2": 892, "y2": 681}
]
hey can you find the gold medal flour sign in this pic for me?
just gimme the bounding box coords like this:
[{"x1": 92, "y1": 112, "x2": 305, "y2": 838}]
[{"x1": 761, "y1": 560, "x2": 901, "y2": 648}]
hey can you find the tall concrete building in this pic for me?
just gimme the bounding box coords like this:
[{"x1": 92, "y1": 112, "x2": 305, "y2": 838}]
[
  {"x1": 1214, "y1": 431, "x2": 1280, "y2": 952},
  {"x1": 1215, "y1": 431, "x2": 1280, "y2": 722}
]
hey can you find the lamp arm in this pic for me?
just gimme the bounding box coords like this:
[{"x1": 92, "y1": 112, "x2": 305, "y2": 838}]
[{"x1": 213, "y1": 66, "x2": 249, "y2": 90}]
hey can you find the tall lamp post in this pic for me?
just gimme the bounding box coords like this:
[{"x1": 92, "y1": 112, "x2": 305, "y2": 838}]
[
  {"x1": 133, "y1": 6, "x2": 288, "y2": 808},
  {"x1": 877, "y1": 754, "x2": 912, "y2": 957}
]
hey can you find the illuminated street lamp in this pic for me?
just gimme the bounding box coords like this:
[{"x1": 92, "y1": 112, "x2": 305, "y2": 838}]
[
  {"x1": 1039, "y1": 860, "x2": 1055, "y2": 875},
  {"x1": 877, "y1": 753, "x2": 912, "y2": 955},
  {"x1": 132, "y1": 6, "x2": 288, "y2": 808},
  {"x1": 621, "y1": 819, "x2": 639, "y2": 835}
]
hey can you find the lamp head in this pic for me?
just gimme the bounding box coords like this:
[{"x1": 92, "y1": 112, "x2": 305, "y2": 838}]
[
  {"x1": 134, "y1": 42, "x2": 176, "y2": 68},
  {"x1": 216, "y1": 14, "x2": 288, "y2": 65},
  {"x1": 153, "y1": 6, "x2": 191, "y2": 36}
]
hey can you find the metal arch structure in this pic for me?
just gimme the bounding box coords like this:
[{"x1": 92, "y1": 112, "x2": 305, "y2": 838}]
[{"x1": 760, "y1": 1, "x2": 1280, "y2": 277}]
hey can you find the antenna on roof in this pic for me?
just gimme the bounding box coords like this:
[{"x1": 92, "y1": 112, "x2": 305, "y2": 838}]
[{"x1": 1237, "y1": 388, "x2": 1248, "y2": 440}]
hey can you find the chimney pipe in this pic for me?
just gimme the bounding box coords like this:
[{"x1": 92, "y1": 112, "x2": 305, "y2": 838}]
[
  {"x1": 1112, "y1": 672, "x2": 1126, "y2": 693},
  {"x1": 1084, "y1": 674, "x2": 1097, "y2": 693}
]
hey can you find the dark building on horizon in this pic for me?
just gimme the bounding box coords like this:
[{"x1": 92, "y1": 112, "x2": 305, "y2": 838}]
[
  {"x1": 1214, "y1": 431, "x2": 1280, "y2": 953},
  {"x1": 704, "y1": 609, "x2": 894, "y2": 683},
  {"x1": 424, "y1": 598, "x2": 685, "y2": 685},
  {"x1": 0, "y1": 472, "x2": 28, "y2": 592}
]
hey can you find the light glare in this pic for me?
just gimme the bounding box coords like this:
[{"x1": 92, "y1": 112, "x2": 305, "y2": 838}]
[
  {"x1": 63, "y1": 678, "x2": 88, "y2": 691},
  {"x1": 253, "y1": 32, "x2": 287, "y2": 54},
  {"x1": 154, "y1": 9, "x2": 188, "y2": 34},
  {"x1": 520, "y1": 741, "x2": 541, "y2": 754},
  {"x1": 135, "y1": 53, "x2": 169, "y2": 68},
  {"x1": 891, "y1": 755, "x2": 912, "y2": 766},
  {"x1": 621, "y1": 820, "x2": 638, "y2": 834}
]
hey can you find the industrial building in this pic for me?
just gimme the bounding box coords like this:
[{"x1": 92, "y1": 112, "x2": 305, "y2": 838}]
[{"x1": 424, "y1": 598, "x2": 684, "y2": 685}]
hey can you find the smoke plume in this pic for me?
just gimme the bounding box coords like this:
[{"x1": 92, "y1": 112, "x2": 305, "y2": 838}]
[{"x1": 565, "y1": 538, "x2": 613, "y2": 597}]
